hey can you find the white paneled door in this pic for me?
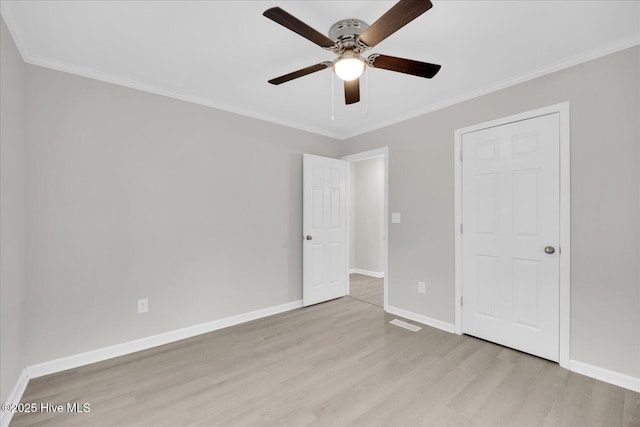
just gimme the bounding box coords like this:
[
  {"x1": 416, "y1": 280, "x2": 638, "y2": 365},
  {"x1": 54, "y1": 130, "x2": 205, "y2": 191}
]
[
  {"x1": 461, "y1": 113, "x2": 560, "y2": 361},
  {"x1": 303, "y1": 154, "x2": 347, "y2": 307}
]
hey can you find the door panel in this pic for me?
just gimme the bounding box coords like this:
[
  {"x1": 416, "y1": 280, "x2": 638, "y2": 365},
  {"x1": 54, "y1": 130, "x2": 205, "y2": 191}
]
[
  {"x1": 476, "y1": 172, "x2": 499, "y2": 234},
  {"x1": 475, "y1": 255, "x2": 498, "y2": 317},
  {"x1": 303, "y1": 154, "x2": 347, "y2": 306},
  {"x1": 512, "y1": 258, "x2": 539, "y2": 328},
  {"x1": 513, "y1": 168, "x2": 540, "y2": 236},
  {"x1": 462, "y1": 113, "x2": 560, "y2": 361}
]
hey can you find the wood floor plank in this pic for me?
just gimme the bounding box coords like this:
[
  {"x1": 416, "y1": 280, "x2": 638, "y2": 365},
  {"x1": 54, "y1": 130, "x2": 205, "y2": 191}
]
[
  {"x1": 10, "y1": 296, "x2": 638, "y2": 426},
  {"x1": 349, "y1": 273, "x2": 383, "y2": 307},
  {"x1": 622, "y1": 390, "x2": 640, "y2": 427}
]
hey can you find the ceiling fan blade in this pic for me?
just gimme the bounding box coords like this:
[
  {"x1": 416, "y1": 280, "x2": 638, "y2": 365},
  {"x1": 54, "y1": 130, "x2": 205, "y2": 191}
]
[
  {"x1": 263, "y1": 7, "x2": 336, "y2": 49},
  {"x1": 344, "y1": 78, "x2": 360, "y2": 105},
  {"x1": 358, "y1": 0, "x2": 432, "y2": 48},
  {"x1": 368, "y1": 54, "x2": 441, "y2": 78},
  {"x1": 268, "y1": 62, "x2": 332, "y2": 85}
]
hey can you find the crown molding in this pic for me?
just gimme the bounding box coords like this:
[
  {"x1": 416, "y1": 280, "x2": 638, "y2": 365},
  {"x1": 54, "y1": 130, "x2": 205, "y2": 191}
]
[{"x1": 2, "y1": 3, "x2": 638, "y2": 141}]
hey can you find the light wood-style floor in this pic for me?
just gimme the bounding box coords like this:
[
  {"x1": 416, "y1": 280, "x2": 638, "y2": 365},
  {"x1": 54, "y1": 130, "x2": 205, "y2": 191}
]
[
  {"x1": 11, "y1": 297, "x2": 639, "y2": 427},
  {"x1": 349, "y1": 273, "x2": 383, "y2": 308}
]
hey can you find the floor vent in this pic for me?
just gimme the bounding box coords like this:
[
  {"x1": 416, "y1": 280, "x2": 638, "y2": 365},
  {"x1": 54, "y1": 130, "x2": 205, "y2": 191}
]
[{"x1": 389, "y1": 319, "x2": 422, "y2": 332}]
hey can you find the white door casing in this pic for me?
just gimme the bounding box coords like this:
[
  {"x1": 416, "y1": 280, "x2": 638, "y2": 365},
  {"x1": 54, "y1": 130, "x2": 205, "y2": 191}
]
[
  {"x1": 453, "y1": 102, "x2": 571, "y2": 369},
  {"x1": 342, "y1": 147, "x2": 389, "y2": 310},
  {"x1": 454, "y1": 102, "x2": 571, "y2": 369},
  {"x1": 461, "y1": 113, "x2": 560, "y2": 361},
  {"x1": 303, "y1": 154, "x2": 347, "y2": 307}
]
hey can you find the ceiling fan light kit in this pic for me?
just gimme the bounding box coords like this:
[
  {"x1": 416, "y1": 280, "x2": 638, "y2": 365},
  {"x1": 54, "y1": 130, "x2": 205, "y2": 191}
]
[
  {"x1": 329, "y1": 19, "x2": 368, "y2": 82},
  {"x1": 263, "y1": 0, "x2": 441, "y2": 105},
  {"x1": 333, "y1": 52, "x2": 365, "y2": 81}
]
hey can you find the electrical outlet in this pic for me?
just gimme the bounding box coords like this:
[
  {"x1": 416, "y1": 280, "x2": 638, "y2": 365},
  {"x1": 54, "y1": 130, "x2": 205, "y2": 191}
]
[
  {"x1": 137, "y1": 298, "x2": 149, "y2": 314},
  {"x1": 418, "y1": 282, "x2": 426, "y2": 294}
]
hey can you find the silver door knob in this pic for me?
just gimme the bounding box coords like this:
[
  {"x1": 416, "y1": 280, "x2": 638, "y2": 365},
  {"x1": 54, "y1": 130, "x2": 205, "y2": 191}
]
[
  {"x1": 305, "y1": 235, "x2": 313, "y2": 240},
  {"x1": 544, "y1": 246, "x2": 555, "y2": 254}
]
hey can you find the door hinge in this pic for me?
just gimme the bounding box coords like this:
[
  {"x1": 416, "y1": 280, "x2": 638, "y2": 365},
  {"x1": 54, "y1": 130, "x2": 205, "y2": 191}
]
[
  {"x1": 460, "y1": 223, "x2": 463, "y2": 234},
  {"x1": 461, "y1": 296, "x2": 463, "y2": 306},
  {"x1": 459, "y1": 150, "x2": 463, "y2": 162}
]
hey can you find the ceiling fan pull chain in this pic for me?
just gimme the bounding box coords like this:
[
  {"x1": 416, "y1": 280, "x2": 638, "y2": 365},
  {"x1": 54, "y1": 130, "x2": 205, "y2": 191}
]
[
  {"x1": 331, "y1": 71, "x2": 335, "y2": 121},
  {"x1": 365, "y1": 67, "x2": 369, "y2": 116}
]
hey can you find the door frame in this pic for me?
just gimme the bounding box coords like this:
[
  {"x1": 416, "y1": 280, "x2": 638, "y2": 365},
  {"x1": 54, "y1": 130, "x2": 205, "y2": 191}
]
[
  {"x1": 342, "y1": 147, "x2": 389, "y2": 310},
  {"x1": 454, "y1": 102, "x2": 571, "y2": 368}
]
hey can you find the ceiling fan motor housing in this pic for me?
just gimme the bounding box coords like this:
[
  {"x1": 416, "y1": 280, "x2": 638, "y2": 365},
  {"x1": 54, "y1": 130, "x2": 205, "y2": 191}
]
[{"x1": 329, "y1": 19, "x2": 370, "y2": 53}]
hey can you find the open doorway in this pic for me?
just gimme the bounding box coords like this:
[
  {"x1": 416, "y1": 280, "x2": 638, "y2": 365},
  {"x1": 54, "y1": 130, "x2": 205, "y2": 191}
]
[{"x1": 343, "y1": 148, "x2": 388, "y2": 309}]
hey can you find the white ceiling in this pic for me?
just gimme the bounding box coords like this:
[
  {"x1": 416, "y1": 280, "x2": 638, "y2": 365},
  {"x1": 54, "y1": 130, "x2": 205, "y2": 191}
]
[{"x1": 2, "y1": 1, "x2": 639, "y2": 139}]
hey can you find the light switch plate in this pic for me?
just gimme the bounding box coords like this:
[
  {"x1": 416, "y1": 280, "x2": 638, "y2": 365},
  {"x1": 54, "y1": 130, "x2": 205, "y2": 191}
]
[
  {"x1": 418, "y1": 282, "x2": 426, "y2": 294},
  {"x1": 391, "y1": 212, "x2": 401, "y2": 224},
  {"x1": 137, "y1": 298, "x2": 149, "y2": 314}
]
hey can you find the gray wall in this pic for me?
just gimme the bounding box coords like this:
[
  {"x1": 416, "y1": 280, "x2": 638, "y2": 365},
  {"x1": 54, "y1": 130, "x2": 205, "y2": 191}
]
[
  {"x1": 1, "y1": 18, "x2": 28, "y2": 402},
  {"x1": 1, "y1": 14, "x2": 637, "y2": 395},
  {"x1": 339, "y1": 46, "x2": 640, "y2": 378},
  {"x1": 349, "y1": 158, "x2": 385, "y2": 274},
  {"x1": 22, "y1": 64, "x2": 340, "y2": 366}
]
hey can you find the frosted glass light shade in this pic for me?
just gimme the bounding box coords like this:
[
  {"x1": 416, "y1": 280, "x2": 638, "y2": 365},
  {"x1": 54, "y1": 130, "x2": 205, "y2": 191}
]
[{"x1": 334, "y1": 56, "x2": 365, "y2": 81}]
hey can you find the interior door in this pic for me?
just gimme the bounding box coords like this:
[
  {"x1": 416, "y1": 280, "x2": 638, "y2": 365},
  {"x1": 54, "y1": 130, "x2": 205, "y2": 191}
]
[
  {"x1": 303, "y1": 154, "x2": 347, "y2": 306},
  {"x1": 461, "y1": 113, "x2": 560, "y2": 361}
]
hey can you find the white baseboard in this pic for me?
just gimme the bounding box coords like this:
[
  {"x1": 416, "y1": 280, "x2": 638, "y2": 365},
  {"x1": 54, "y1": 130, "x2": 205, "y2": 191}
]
[
  {"x1": 7, "y1": 298, "x2": 638, "y2": 422},
  {"x1": 569, "y1": 360, "x2": 640, "y2": 392},
  {"x1": 386, "y1": 305, "x2": 455, "y2": 334},
  {"x1": 0, "y1": 368, "x2": 29, "y2": 427},
  {"x1": 27, "y1": 300, "x2": 303, "y2": 379},
  {"x1": 349, "y1": 268, "x2": 384, "y2": 278}
]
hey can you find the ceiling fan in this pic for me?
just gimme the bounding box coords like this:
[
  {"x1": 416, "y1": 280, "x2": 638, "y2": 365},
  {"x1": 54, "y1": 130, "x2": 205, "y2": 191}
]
[{"x1": 263, "y1": 0, "x2": 441, "y2": 105}]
